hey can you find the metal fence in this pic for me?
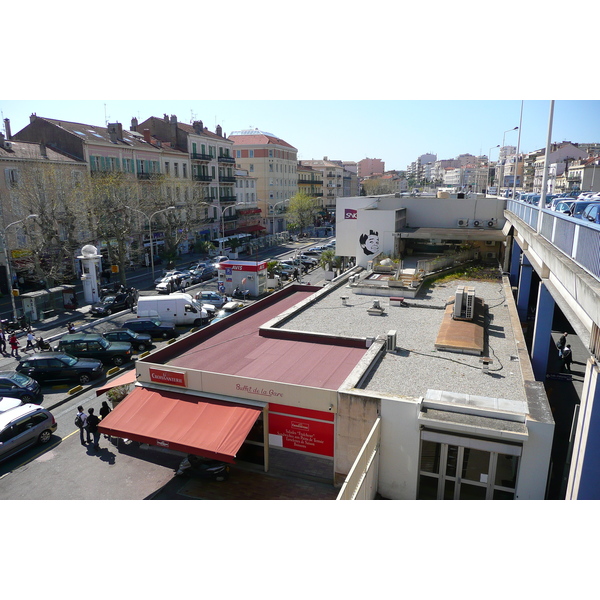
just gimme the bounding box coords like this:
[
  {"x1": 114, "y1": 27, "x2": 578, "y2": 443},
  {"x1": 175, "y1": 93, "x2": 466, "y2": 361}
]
[{"x1": 507, "y1": 199, "x2": 600, "y2": 280}]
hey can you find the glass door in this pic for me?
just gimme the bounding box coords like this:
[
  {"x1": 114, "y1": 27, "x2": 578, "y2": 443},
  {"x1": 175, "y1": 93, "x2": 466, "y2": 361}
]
[{"x1": 418, "y1": 432, "x2": 521, "y2": 500}]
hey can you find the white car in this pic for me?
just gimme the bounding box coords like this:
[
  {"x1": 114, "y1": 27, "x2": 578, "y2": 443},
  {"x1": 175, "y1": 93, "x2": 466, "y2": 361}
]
[
  {"x1": 155, "y1": 272, "x2": 193, "y2": 294},
  {"x1": 0, "y1": 397, "x2": 22, "y2": 413}
]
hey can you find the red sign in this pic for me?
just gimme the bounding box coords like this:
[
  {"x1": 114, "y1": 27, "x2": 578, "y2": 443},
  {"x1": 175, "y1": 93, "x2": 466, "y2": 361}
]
[
  {"x1": 345, "y1": 208, "x2": 357, "y2": 219},
  {"x1": 149, "y1": 368, "x2": 187, "y2": 387},
  {"x1": 269, "y1": 412, "x2": 334, "y2": 457}
]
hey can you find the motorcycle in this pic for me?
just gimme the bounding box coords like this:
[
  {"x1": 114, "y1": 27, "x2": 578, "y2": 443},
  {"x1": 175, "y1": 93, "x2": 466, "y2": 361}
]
[
  {"x1": 232, "y1": 287, "x2": 249, "y2": 300},
  {"x1": 0, "y1": 316, "x2": 29, "y2": 334},
  {"x1": 175, "y1": 454, "x2": 230, "y2": 481}
]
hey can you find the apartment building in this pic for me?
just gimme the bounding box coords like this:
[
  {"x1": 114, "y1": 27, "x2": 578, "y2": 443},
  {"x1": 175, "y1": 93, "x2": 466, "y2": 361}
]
[
  {"x1": 297, "y1": 163, "x2": 324, "y2": 205},
  {"x1": 532, "y1": 142, "x2": 588, "y2": 193},
  {"x1": 229, "y1": 129, "x2": 298, "y2": 233},
  {"x1": 357, "y1": 157, "x2": 385, "y2": 178}
]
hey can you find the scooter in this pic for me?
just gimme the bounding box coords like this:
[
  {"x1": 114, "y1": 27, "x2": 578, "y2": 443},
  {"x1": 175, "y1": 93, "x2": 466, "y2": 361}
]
[
  {"x1": 232, "y1": 287, "x2": 249, "y2": 300},
  {"x1": 175, "y1": 454, "x2": 230, "y2": 481}
]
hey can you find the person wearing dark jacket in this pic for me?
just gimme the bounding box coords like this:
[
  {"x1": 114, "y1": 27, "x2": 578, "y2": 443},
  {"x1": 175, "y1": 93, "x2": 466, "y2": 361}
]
[{"x1": 86, "y1": 408, "x2": 101, "y2": 451}]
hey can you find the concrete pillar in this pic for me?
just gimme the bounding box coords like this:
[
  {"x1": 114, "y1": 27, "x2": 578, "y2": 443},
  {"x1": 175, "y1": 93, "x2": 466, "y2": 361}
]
[
  {"x1": 509, "y1": 238, "x2": 521, "y2": 287},
  {"x1": 530, "y1": 281, "x2": 555, "y2": 380},
  {"x1": 516, "y1": 254, "x2": 533, "y2": 322},
  {"x1": 566, "y1": 359, "x2": 600, "y2": 499}
]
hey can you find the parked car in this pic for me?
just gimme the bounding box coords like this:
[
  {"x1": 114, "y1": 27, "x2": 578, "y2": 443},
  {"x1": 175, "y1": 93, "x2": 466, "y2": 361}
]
[
  {"x1": 580, "y1": 203, "x2": 600, "y2": 225},
  {"x1": 103, "y1": 329, "x2": 153, "y2": 352},
  {"x1": 190, "y1": 264, "x2": 216, "y2": 283},
  {"x1": 0, "y1": 372, "x2": 43, "y2": 404},
  {"x1": 155, "y1": 272, "x2": 193, "y2": 294},
  {"x1": 0, "y1": 397, "x2": 23, "y2": 413},
  {"x1": 90, "y1": 290, "x2": 136, "y2": 317},
  {"x1": 195, "y1": 290, "x2": 229, "y2": 309},
  {"x1": 297, "y1": 254, "x2": 319, "y2": 266},
  {"x1": 302, "y1": 247, "x2": 323, "y2": 256},
  {"x1": 211, "y1": 255, "x2": 229, "y2": 264},
  {"x1": 0, "y1": 404, "x2": 57, "y2": 462},
  {"x1": 211, "y1": 301, "x2": 245, "y2": 324},
  {"x1": 55, "y1": 334, "x2": 133, "y2": 367},
  {"x1": 122, "y1": 318, "x2": 178, "y2": 339},
  {"x1": 552, "y1": 200, "x2": 575, "y2": 214},
  {"x1": 153, "y1": 270, "x2": 188, "y2": 286},
  {"x1": 16, "y1": 353, "x2": 104, "y2": 385},
  {"x1": 570, "y1": 200, "x2": 599, "y2": 219}
]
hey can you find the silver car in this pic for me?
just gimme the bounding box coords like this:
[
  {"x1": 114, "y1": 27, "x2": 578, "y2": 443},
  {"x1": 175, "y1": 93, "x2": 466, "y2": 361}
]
[{"x1": 0, "y1": 404, "x2": 57, "y2": 462}]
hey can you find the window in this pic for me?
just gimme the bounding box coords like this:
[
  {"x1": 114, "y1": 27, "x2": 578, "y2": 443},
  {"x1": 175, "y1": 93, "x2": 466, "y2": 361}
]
[
  {"x1": 236, "y1": 150, "x2": 241, "y2": 158},
  {"x1": 165, "y1": 162, "x2": 170, "y2": 175},
  {"x1": 174, "y1": 163, "x2": 179, "y2": 177},
  {"x1": 249, "y1": 164, "x2": 254, "y2": 172},
  {"x1": 249, "y1": 150, "x2": 254, "y2": 158},
  {"x1": 183, "y1": 163, "x2": 187, "y2": 178}
]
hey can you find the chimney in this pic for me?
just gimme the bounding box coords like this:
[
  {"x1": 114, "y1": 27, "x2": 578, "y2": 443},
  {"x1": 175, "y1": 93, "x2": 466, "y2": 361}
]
[
  {"x1": 216, "y1": 124, "x2": 222, "y2": 137},
  {"x1": 107, "y1": 122, "x2": 123, "y2": 143},
  {"x1": 130, "y1": 117, "x2": 138, "y2": 131},
  {"x1": 0, "y1": 132, "x2": 4, "y2": 146},
  {"x1": 143, "y1": 129, "x2": 152, "y2": 144},
  {"x1": 30, "y1": 113, "x2": 37, "y2": 123},
  {"x1": 193, "y1": 120, "x2": 203, "y2": 135},
  {"x1": 164, "y1": 114, "x2": 169, "y2": 121},
  {"x1": 3, "y1": 118, "x2": 11, "y2": 140},
  {"x1": 170, "y1": 115, "x2": 177, "y2": 124}
]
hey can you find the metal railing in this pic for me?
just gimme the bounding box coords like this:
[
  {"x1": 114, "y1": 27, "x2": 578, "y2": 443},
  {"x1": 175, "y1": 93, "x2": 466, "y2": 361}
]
[{"x1": 507, "y1": 199, "x2": 600, "y2": 280}]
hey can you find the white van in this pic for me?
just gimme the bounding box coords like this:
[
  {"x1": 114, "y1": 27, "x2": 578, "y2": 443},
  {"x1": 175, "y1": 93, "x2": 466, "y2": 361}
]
[{"x1": 136, "y1": 293, "x2": 209, "y2": 327}]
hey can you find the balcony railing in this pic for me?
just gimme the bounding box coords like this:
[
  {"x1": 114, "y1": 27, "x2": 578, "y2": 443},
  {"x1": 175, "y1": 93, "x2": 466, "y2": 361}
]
[
  {"x1": 219, "y1": 176, "x2": 236, "y2": 183},
  {"x1": 218, "y1": 155, "x2": 235, "y2": 164},
  {"x1": 219, "y1": 195, "x2": 237, "y2": 202},
  {"x1": 191, "y1": 152, "x2": 213, "y2": 161},
  {"x1": 137, "y1": 172, "x2": 161, "y2": 180},
  {"x1": 193, "y1": 174, "x2": 212, "y2": 182}
]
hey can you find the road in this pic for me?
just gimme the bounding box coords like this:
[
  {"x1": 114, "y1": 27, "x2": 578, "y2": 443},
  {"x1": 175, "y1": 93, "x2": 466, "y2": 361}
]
[{"x1": 0, "y1": 238, "x2": 332, "y2": 499}]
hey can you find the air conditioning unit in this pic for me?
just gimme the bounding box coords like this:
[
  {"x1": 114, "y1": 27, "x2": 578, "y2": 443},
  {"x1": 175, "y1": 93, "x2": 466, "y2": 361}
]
[
  {"x1": 457, "y1": 219, "x2": 469, "y2": 227},
  {"x1": 485, "y1": 241, "x2": 495, "y2": 246},
  {"x1": 487, "y1": 219, "x2": 496, "y2": 228},
  {"x1": 454, "y1": 285, "x2": 475, "y2": 320},
  {"x1": 472, "y1": 219, "x2": 481, "y2": 227},
  {"x1": 485, "y1": 252, "x2": 496, "y2": 259},
  {"x1": 386, "y1": 330, "x2": 397, "y2": 352},
  {"x1": 3, "y1": 141, "x2": 12, "y2": 150}
]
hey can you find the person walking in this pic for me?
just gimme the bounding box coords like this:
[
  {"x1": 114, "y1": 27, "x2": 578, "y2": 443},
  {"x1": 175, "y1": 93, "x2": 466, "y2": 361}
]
[
  {"x1": 67, "y1": 322, "x2": 75, "y2": 334},
  {"x1": 25, "y1": 328, "x2": 35, "y2": 351},
  {"x1": 561, "y1": 344, "x2": 573, "y2": 372},
  {"x1": 86, "y1": 407, "x2": 101, "y2": 452},
  {"x1": 557, "y1": 332, "x2": 568, "y2": 356},
  {"x1": 0, "y1": 329, "x2": 6, "y2": 355},
  {"x1": 9, "y1": 333, "x2": 19, "y2": 358},
  {"x1": 76, "y1": 406, "x2": 88, "y2": 445}
]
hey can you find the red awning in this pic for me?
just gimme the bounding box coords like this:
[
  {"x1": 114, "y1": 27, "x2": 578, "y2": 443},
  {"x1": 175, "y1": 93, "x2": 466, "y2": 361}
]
[
  {"x1": 97, "y1": 387, "x2": 261, "y2": 463},
  {"x1": 95, "y1": 369, "x2": 137, "y2": 397}
]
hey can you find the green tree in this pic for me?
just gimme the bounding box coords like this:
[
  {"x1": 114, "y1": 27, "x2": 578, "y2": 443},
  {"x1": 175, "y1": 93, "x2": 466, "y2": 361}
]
[{"x1": 286, "y1": 192, "x2": 318, "y2": 235}]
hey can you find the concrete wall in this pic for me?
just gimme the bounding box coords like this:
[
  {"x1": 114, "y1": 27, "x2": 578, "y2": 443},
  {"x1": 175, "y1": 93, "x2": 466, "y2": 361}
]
[{"x1": 377, "y1": 395, "x2": 422, "y2": 499}]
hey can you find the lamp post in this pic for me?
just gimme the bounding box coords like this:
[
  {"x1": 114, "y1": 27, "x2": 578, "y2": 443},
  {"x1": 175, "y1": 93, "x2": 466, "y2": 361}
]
[
  {"x1": 126, "y1": 206, "x2": 175, "y2": 282},
  {"x1": 500, "y1": 127, "x2": 519, "y2": 192},
  {"x1": 271, "y1": 199, "x2": 289, "y2": 236},
  {"x1": 488, "y1": 145, "x2": 500, "y2": 193},
  {"x1": 1, "y1": 214, "x2": 38, "y2": 321}
]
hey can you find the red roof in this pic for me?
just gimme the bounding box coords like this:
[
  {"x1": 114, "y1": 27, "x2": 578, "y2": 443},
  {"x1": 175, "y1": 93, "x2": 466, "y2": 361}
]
[{"x1": 169, "y1": 290, "x2": 367, "y2": 390}]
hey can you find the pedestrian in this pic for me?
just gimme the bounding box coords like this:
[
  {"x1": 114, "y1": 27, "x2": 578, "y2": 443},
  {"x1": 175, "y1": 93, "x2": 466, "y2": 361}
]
[
  {"x1": 86, "y1": 407, "x2": 101, "y2": 451},
  {"x1": 67, "y1": 322, "x2": 75, "y2": 334},
  {"x1": 557, "y1": 332, "x2": 568, "y2": 356},
  {"x1": 99, "y1": 400, "x2": 111, "y2": 420},
  {"x1": 561, "y1": 344, "x2": 573, "y2": 372},
  {"x1": 0, "y1": 328, "x2": 6, "y2": 354},
  {"x1": 293, "y1": 268, "x2": 299, "y2": 281},
  {"x1": 25, "y1": 328, "x2": 35, "y2": 351},
  {"x1": 9, "y1": 333, "x2": 19, "y2": 358},
  {"x1": 75, "y1": 406, "x2": 88, "y2": 445}
]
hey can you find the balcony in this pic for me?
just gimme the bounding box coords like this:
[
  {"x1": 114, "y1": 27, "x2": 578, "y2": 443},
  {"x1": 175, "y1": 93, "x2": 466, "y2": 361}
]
[
  {"x1": 191, "y1": 152, "x2": 213, "y2": 161},
  {"x1": 219, "y1": 195, "x2": 237, "y2": 203},
  {"x1": 218, "y1": 155, "x2": 236, "y2": 164},
  {"x1": 193, "y1": 174, "x2": 212, "y2": 182},
  {"x1": 219, "y1": 176, "x2": 236, "y2": 183},
  {"x1": 137, "y1": 172, "x2": 161, "y2": 180}
]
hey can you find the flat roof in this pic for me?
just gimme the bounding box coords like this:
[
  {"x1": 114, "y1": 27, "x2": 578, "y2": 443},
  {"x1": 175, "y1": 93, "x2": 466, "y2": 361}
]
[
  {"x1": 280, "y1": 278, "x2": 528, "y2": 404},
  {"x1": 167, "y1": 289, "x2": 368, "y2": 391}
]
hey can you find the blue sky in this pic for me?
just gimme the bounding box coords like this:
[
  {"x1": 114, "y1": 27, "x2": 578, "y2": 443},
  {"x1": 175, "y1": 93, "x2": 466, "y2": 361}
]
[{"x1": 2, "y1": 99, "x2": 598, "y2": 172}]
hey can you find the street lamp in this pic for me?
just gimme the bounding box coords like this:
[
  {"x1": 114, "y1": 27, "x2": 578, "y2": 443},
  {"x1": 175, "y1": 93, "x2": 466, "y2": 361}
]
[
  {"x1": 500, "y1": 127, "x2": 519, "y2": 192},
  {"x1": 126, "y1": 206, "x2": 175, "y2": 281},
  {"x1": 271, "y1": 199, "x2": 289, "y2": 235},
  {"x1": 201, "y1": 202, "x2": 245, "y2": 254},
  {"x1": 1, "y1": 214, "x2": 38, "y2": 321}
]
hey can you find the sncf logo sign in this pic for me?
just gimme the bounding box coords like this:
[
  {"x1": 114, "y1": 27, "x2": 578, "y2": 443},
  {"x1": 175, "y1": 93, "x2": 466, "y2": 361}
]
[{"x1": 345, "y1": 209, "x2": 357, "y2": 219}]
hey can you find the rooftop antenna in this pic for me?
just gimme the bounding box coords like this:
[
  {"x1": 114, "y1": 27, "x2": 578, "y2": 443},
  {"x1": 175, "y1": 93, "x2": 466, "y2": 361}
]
[{"x1": 104, "y1": 103, "x2": 111, "y2": 125}]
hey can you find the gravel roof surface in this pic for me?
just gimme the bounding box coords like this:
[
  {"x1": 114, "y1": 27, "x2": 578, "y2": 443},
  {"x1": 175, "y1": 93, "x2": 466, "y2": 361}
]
[{"x1": 281, "y1": 278, "x2": 527, "y2": 403}]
